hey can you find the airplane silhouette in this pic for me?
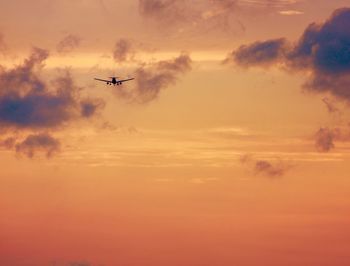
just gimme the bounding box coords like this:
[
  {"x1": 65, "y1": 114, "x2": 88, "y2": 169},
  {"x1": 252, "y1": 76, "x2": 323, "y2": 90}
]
[{"x1": 94, "y1": 76, "x2": 134, "y2": 86}]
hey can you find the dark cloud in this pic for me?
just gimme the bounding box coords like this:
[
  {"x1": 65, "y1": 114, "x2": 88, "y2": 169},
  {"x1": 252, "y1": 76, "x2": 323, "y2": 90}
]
[
  {"x1": 296, "y1": 9, "x2": 350, "y2": 100},
  {"x1": 225, "y1": 38, "x2": 288, "y2": 67},
  {"x1": 314, "y1": 126, "x2": 350, "y2": 152},
  {"x1": 289, "y1": 9, "x2": 350, "y2": 74},
  {"x1": 315, "y1": 127, "x2": 336, "y2": 152},
  {"x1": 254, "y1": 160, "x2": 287, "y2": 177},
  {"x1": 15, "y1": 133, "x2": 60, "y2": 158},
  {"x1": 0, "y1": 48, "x2": 104, "y2": 157},
  {"x1": 240, "y1": 154, "x2": 291, "y2": 178},
  {"x1": 0, "y1": 133, "x2": 61, "y2": 158},
  {"x1": 113, "y1": 38, "x2": 134, "y2": 62},
  {"x1": 0, "y1": 47, "x2": 48, "y2": 97},
  {"x1": 225, "y1": 8, "x2": 350, "y2": 103},
  {"x1": 57, "y1": 34, "x2": 81, "y2": 54},
  {"x1": 80, "y1": 99, "x2": 105, "y2": 118},
  {"x1": 322, "y1": 97, "x2": 340, "y2": 114},
  {"x1": 224, "y1": 38, "x2": 286, "y2": 66},
  {"x1": 0, "y1": 77, "x2": 75, "y2": 129},
  {"x1": 0, "y1": 48, "x2": 103, "y2": 130},
  {"x1": 113, "y1": 53, "x2": 192, "y2": 103}
]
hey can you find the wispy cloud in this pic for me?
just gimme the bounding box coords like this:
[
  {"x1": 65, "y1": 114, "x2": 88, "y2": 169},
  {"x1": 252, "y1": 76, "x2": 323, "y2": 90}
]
[
  {"x1": 15, "y1": 133, "x2": 61, "y2": 158},
  {"x1": 240, "y1": 154, "x2": 292, "y2": 178},
  {"x1": 113, "y1": 38, "x2": 135, "y2": 63},
  {"x1": 322, "y1": 97, "x2": 340, "y2": 114},
  {"x1": 138, "y1": 0, "x2": 244, "y2": 36},
  {"x1": 56, "y1": 34, "x2": 81, "y2": 55},
  {"x1": 138, "y1": 0, "x2": 301, "y2": 30},
  {"x1": 113, "y1": 53, "x2": 192, "y2": 103}
]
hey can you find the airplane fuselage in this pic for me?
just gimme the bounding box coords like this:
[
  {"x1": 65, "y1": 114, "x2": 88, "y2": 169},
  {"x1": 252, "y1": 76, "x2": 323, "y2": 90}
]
[
  {"x1": 107, "y1": 77, "x2": 122, "y2": 86},
  {"x1": 95, "y1": 76, "x2": 134, "y2": 86}
]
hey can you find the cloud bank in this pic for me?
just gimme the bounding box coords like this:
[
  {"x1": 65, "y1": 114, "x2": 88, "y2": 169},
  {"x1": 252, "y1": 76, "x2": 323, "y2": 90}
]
[
  {"x1": 225, "y1": 8, "x2": 350, "y2": 103},
  {"x1": 0, "y1": 47, "x2": 104, "y2": 157},
  {"x1": 0, "y1": 48, "x2": 102, "y2": 129},
  {"x1": 225, "y1": 8, "x2": 350, "y2": 153}
]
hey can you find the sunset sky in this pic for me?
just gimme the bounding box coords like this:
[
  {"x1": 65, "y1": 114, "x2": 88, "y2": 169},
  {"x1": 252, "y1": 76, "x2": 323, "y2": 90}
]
[{"x1": 1, "y1": 1, "x2": 350, "y2": 265}]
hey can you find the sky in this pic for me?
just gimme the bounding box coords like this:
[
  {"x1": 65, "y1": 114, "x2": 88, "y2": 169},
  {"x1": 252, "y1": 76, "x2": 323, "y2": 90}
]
[{"x1": 1, "y1": 0, "x2": 350, "y2": 265}]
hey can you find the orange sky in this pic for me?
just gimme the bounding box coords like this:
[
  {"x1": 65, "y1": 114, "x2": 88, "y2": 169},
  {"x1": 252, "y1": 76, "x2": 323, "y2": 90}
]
[{"x1": 1, "y1": 1, "x2": 350, "y2": 266}]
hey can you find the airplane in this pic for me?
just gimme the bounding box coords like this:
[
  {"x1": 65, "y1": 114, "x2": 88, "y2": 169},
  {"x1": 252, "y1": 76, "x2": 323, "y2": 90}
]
[{"x1": 94, "y1": 76, "x2": 134, "y2": 86}]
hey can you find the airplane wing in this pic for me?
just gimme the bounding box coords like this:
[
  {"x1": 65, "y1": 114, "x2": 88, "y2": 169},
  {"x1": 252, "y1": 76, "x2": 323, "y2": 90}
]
[
  {"x1": 94, "y1": 78, "x2": 111, "y2": 83},
  {"x1": 118, "y1": 78, "x2": 135, "y2": 83}
]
